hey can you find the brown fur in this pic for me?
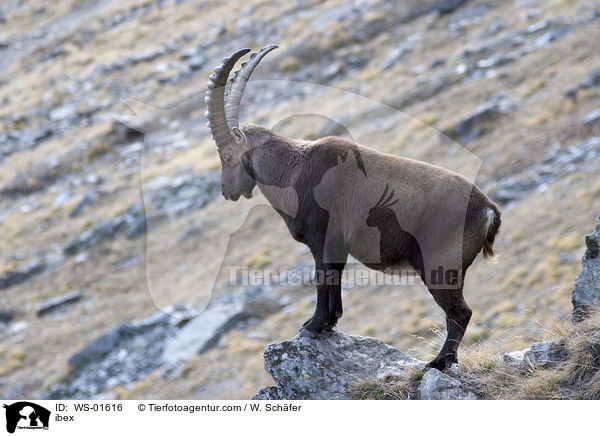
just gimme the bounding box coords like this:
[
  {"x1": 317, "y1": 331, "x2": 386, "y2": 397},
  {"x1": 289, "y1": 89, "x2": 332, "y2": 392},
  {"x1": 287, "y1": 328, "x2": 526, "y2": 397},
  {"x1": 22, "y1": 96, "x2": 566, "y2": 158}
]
[{"x1": 241, "y1": 128, "x2": 502, "y2": 369}]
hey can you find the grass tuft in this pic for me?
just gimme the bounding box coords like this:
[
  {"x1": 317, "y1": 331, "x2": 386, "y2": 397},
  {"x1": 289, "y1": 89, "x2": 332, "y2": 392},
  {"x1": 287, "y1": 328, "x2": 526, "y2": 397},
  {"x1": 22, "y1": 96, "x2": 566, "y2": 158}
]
[{"x1": 347, "y1": 368, "x2": 424, "y2": 400}]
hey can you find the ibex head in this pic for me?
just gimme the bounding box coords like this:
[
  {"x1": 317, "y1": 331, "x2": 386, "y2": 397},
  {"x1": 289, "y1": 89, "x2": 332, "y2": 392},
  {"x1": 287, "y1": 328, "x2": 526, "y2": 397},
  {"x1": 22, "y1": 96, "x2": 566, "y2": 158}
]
[{"x1": 205, "y1": 45, "x2": 278, "y2": 200}]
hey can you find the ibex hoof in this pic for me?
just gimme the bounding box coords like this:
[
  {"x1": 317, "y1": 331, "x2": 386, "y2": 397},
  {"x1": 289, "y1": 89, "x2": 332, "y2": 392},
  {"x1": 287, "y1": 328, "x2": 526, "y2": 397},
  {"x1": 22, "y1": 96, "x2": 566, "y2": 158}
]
[
  {"x1": 299, "y1": 327, "x2": 321, "y2": 338},
  {"x1": 425, "y1": 355, "x2": 457, "y2": 371}
]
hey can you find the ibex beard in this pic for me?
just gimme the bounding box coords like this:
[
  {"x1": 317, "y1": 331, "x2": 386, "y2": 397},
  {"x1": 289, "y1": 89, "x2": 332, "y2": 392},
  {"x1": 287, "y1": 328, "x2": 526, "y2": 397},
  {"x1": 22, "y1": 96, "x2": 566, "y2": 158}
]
[{"x1": 205, "y1": 45, "x2": 501, "y2": 371}]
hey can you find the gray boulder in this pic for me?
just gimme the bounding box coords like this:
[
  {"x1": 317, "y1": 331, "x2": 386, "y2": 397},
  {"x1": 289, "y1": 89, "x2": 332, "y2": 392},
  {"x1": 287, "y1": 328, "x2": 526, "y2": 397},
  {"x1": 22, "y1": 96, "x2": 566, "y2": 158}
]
[
  {"x1": 450, "y1": 92, "x2": 520, "y2": 144},
  {"x1": 0, "y1": 259, "x2": 45, "y2": 290},
  {"x1": 162, "y1": 300, "x2": 248, "y2": 366},
  {"x1": 68, "y1": 322, "x2": 138, "y2": 368},
  {"x1": 253, "y1": 331, "x2": 424, "y2": 400},
  {"x1": 162, "y1": 294, "x2": 283, "y2": 366},
  {"x1": 572, "y1": 216, "x2": 600, "y2": 322}
]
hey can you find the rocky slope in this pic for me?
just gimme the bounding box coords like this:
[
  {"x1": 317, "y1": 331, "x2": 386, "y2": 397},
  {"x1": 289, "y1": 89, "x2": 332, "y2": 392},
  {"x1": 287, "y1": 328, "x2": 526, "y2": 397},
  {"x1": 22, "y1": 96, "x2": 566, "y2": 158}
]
[{"x1": 1, "y1": 0, "x2": 599, "y2": 399}]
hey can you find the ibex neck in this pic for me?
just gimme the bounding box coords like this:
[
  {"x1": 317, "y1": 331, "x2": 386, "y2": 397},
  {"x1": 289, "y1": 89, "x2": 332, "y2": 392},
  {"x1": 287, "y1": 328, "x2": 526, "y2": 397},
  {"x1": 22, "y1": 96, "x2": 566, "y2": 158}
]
[{"x1": 247, "y1": 132, "x2": 307, "y2": 189}]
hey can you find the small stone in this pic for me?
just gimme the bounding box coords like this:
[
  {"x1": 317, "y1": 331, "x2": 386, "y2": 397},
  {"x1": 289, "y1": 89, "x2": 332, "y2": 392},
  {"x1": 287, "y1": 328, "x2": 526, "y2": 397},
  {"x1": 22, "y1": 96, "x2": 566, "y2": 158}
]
[
  {"x1": 435, "y1": 0, "x2": 468, "y2": 14},
  {"x1": 583, "y1": 109, "x2": 600, "y2": 126},
  {"x1": 503, "y1": 349, "x2": 529, "y2": 365},
  {"x1": 70, "y1": 192, "x2": 97, "y2": 217},
  {"x1": 37, "y1": 291, "x2": 84, "y2": 317},
  {"x1": 580, "y1": 67, "x2": 600, "y2": 89},
  {"x1": 322, "y1": 62, "x2": 344, "y2": 81},
  {"x1": 49, "y1": 104, "x2": 78, "y2": 121},
  {"x1": 0, "y1": 309, "x2": 16, "y2": 324},
  {"x1": 187, "y1": 55, "x2": 206, "y2": 70},
  {"x1": 430, "y1": 57, "x2": 447, "y2": 68},
  {"x1": 419, "y1": 368, "x2": 477, "y2": 400},
  {"x1": 521, "y1": 341, "x2": 565, "y2": 368},
  {"x1": 8, "y1": 321, "x2": 28, "y2": 334}
]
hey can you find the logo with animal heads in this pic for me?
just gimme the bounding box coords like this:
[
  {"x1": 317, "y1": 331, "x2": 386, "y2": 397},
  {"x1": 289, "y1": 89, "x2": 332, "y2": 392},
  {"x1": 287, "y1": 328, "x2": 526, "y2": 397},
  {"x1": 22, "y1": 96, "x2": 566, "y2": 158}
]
[{"x1": 3, "y1": 402, "x2": 50, "y2": 434}]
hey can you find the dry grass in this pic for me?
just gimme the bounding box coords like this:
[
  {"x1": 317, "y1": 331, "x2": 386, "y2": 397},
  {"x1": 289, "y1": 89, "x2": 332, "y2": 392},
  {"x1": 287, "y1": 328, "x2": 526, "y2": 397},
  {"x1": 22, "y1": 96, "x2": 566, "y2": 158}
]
[
  {"x1": 347, "y1": 309, "x2": 600, "y2": 400},
  {"x1": 455, "y1": 310, "x2": 600, "y2": 399},
  {"x1": 347, "y1": 368, "x2": 424, "y2": 400},
  {"x1": 0, "y1": 348, "x2": 26, "y2": 377}
]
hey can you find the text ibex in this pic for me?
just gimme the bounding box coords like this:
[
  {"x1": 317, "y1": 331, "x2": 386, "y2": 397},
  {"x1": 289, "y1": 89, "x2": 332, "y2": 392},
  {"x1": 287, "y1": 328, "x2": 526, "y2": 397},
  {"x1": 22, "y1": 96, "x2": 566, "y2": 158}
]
[{"x1": 205, "y1": 45, "x2": 501, "y2": 370}]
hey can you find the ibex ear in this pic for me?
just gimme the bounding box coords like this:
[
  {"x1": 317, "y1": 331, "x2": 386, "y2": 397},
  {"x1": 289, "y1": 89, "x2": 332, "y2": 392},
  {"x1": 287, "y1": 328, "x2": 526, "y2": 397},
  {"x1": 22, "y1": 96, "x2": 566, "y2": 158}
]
[{"x1": 231, "y1": 126, "x2": 248, "y2": 148}]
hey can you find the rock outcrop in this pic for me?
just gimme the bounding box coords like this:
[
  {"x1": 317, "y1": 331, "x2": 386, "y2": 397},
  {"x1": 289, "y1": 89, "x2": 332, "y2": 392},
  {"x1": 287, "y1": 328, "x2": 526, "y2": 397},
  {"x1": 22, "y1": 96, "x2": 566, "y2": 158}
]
[
  {"x1": 503, "y1": 341, "x2": 567, "y2": 369},
  {"x1": 0, "y1": 259, "x2": 45, "y2": 290},
  {"x1": 572, "y1": 216, "x2": 600, "y2": 322},
  {"x1": 252, "y1": 331, "x2": 477, "y2": 400},
  {"x1": 162, "y1": 293, "x2": 283, "y2": 367}
]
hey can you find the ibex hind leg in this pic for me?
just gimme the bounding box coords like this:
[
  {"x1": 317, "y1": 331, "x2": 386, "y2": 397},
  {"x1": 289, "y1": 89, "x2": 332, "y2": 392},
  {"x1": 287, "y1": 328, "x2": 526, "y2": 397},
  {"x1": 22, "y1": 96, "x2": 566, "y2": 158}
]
[
  {"x1": 425, "y1": 288, "x2": 472, "y2": 371},
  {"x1": 409, "y1": 248, "x2": 471, "y2": 370},
  {"x1": 326, "y1": 286, "x2": 343, "y2": 328},
  {"x1": 325, "y1": 261, "x2": 346, "y2": 329}
]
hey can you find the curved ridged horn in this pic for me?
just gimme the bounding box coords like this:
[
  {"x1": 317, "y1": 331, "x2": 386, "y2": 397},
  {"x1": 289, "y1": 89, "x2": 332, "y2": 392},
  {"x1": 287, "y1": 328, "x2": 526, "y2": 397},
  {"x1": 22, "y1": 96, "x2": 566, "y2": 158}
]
[
  {"x1": 225, "y1": 44, "x2": 278, "y2": 132},
  {"x1": 205, "y1": 48, "x2": 251, "y2": 148}
]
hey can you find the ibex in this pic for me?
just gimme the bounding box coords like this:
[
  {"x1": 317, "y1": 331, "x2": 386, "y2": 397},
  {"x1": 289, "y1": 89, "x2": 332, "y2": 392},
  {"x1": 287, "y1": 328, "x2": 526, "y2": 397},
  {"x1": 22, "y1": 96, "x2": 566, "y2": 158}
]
[{"x1": 205, "y1": 45, "x2": 501, "y2": 370}]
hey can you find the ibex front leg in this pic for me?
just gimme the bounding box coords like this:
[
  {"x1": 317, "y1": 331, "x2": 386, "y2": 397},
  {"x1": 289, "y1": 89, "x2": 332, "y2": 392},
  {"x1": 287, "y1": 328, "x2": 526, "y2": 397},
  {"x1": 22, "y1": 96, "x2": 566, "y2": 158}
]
[
  {"x1": 301, "y1": 283, "x2": 330, "y2": 337},
  {"x1": 300, "y1": 237, "x2": 328, "y2": 337},
  {"x1": 301, "y1": 233, "x2": 347, "y2": 337}
]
